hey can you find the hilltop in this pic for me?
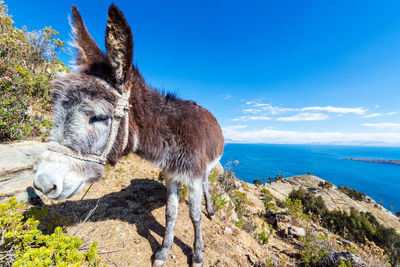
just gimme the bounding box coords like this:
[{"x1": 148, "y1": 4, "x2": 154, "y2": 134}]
[{"x1": 2, "y1": 141, "x2": 400, "y2": 266}]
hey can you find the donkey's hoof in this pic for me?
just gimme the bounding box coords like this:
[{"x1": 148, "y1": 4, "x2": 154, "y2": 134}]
[
  {"x1": 192, "y1": 262, "x2": 203, "y2": 267},
  {"x1": 152, "y1": 259, "x2": 165, "y2": 267}
]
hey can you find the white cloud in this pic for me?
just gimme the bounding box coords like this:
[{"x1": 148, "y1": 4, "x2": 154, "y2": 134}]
[
  {"x1": 222, "y1": 94, "x2": 232, "y2": 99},
  {"x1": 364, "y1": 113, "x2": 383, "y2": 118},
  {"x1": 244, "y1": 101, "x2": 367, "y2": 115},
  {"x1": 262, "y1": 105, "x2": 296, "y2": 114},
  {"x1": 246, "y1": 100, "x2": 260, "y2": 105},
  {"x1": 243, "y1": 108, "x2": 262, "y2": 114},
  {"x1": 231, "y1": 116, "x2": 272, "y2": 122},
  {"x1": 364, "y1": 111, "x2": 399, "y2": 118},
  {"x1": 277, "y1": 112, "x2": 328, "y2": 122},
  {"x1": 362, "y1": 123, "x2": 400, "y2": 129},
  {"x1": 301, "y1": 106, "x2": 367, "y2": 115},
  {"x1": 222, "y1": 126, "x2": 400, "y2": 144}
]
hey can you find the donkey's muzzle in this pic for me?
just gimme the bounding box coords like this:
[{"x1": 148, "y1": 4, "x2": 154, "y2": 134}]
[{"x1": 33, "y1": 174, "x2": 62, "y2": 199}]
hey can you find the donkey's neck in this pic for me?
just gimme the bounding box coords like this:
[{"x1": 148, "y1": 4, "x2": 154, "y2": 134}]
[{"x1": 128, "y1": 74, "x2": 176, "y2": 165}]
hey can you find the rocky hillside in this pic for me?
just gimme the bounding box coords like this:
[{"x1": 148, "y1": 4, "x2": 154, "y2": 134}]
[{"x1": 1, "y1": 141, "x2": 399, "y2": 266}]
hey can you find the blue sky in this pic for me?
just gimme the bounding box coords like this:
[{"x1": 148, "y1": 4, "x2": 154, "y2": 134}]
[{"x1": 8, "y1": 0, "x2": 400, "y2": 145}]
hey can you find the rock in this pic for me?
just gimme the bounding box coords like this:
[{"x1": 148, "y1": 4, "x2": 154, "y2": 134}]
[
  {"x1": 224, "y1": 227, "x2": 233, "y2": 235},
  {"x1": 325, "y1": 252, "x2": 367, "y2": 267},
  {"x1": 287, "y1": 226, "x2": 305, "y2": 238},
  {"x1": 0, "y1": 141, "x2": 47, "y2": 202},
  {"x1": 215, "y1": 162, "x2": 224, "y2": 174}
]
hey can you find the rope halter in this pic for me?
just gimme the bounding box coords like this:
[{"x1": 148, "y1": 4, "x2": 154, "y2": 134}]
[{"x1": 48, "y1": 77, "x2": 131, "y2": 165}]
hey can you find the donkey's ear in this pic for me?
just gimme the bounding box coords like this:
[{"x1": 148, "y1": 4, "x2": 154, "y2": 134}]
[
  {"x1": 105, "y1": 4, "x2": 133, "y2": 85},
  {"x1": 71, "y1": 6, "x2": 105, "y2": 68}
]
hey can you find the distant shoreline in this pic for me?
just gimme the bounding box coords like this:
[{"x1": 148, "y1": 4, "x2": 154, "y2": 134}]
[{"x1": 344, "y1": 158, "x2": 400, "y2": 165}]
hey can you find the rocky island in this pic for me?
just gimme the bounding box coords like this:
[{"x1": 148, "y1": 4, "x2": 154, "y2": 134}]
[{"x1": 344, "y1": 158, "x2": 400, "y2": 165}]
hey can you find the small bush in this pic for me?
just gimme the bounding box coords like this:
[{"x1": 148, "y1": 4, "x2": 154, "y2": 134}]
[
  {"x1": 289, "y1": 188, "x2": 328, "y2": 217},
  {"x1": 264, "y1": 201, "x2": 278, "y2": 212},
  {"x1": 254, "y1": 223, "x2": 271, "y2": 245},
  {"x1": 208, "y1": 168, "x2": 219, "y2": 184},
  {"x1": 318, "y1": 181, "x2": 333, "y2": 189},
  {"x1": 0, "y1": 197, "x2": 103, "y2": 266},
  {"x1": 289, "y1": 188, "x2": 400, "y2": 266},
  {"x1": 234, "y1": 217, "x2": 256, "y2": 234},
  {"x1": 230, "y1": 190, "x2": 248, "y2": 217},
  {"x1": 179, "y1": 185, "x2": 188, "y2": 202},
  {"x1": 338, "y1": 186, "x2": 366, "y2": 202},
  {"x1": 253, "y1": 179, "x2": 261, "y2": 185},
  {"x1": 301, "y1": 234, "x2": 330, "y2": 267},
  {"x1": 260, "y1": 188, "x2": 274, "y2": 202},
  {"x1": 275, "y1": 199, "x2": 286, "y2": 208},
  {"x1": 285, "y1": 197, "x2": 307, "y2": 220},
  {"x1": 0, "y1": 1, "x2": 67, "y2": 142},
  {"x1": 213, "y1": 195, "x2": 228, "y2": 211},
  {"x1": 234, "y1": 217, "x2": 244, "y2": 228}
]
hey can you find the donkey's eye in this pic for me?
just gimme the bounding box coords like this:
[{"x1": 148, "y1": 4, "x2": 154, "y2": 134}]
[{"x1": 89, "y1": 116, "x2": 109, "y2": 124}]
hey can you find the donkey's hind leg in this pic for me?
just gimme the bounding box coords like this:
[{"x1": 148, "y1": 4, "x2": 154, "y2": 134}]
[
  {"x1": 153, "y1": 182, "x2": 180, "y2": 267},
  {"x1": 203, "y1": 178, "x2": 215, "y2": 219},
  {"x1": 189, "y1": 178, "x2": 204, "y2": 266}
]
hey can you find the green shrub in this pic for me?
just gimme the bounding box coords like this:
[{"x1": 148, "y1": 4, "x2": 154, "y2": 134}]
[
  {"x1": 0, "y1": 197, "x2": 103, "y2": 266},
  {"x1": 289, "y1": 188, "x2": 328, "y2": 217},
  {"x1": 253, "y1": 179, "x2": 261, "y2": 185},
  {"x1": 289, "y1": 188, "x2": 400, "y2": 266},
  {"x1": 179, "y1": 185, "x2": 188, "y2": 202},
  {"x1": 301, "y1": 234, "x2": 330, "y2": 267},
  {"x1": 208, "y1": 168, "x2": 219, "y2": 184},
  {"x1": 275, "y1": 199, "x2": 286, "y2": 208},
  {"x1": 0, "y1": 1, "x2": 67, "y2": 142},
  {"x1": 254, "y1": 223, "x2": 272, "y2": 245},
  {"x1": 213, "y1": 195, "x2": 228, "y2": 211},
  {"x1": 260, "y1": 188, "x2": 274, "y2": 202},
  {"x1": 264, "y1": 201, "x2": 278, "y2": 212},
  {"x1": 338, "y1": 186, "x2": 366, "y2": 202},
  {"x1": 234, "y1": 217, "x2": 244, "y2": 228},
  {"x1": 230, "y1": 190, "x2": 248, "y2": 217},
  {"x1": 285, "y1": 197, "x2": 308, "y2": 220},
  {"x1": 318, "y1": 181, "x2": 333, "y2": 189}
]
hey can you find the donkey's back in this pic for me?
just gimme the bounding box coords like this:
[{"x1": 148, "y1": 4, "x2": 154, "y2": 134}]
[{"x1": 133, "y1": 89, "x2": 224, "y2": 180}]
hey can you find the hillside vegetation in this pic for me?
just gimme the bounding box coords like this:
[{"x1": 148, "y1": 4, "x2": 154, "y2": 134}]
[
  {"x1": 0, "y1": 1, "x2": 67, "y2": 142},
  {"x1": 1, "y1": 1, "x2": 400, "y2": 266}
]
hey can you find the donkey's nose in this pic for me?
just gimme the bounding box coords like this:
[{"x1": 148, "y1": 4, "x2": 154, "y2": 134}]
[{"x1": 33, "y1": 174, "x2": 62, "y2": 199}]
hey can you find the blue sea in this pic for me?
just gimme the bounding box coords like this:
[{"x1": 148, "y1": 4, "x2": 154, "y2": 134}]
[{"x1": 221, "y1": 143, "x2": 400, "y2": 212}]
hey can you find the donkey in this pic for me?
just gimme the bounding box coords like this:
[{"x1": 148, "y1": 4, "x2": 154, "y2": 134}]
[{"x1": 33, "y1": 4, "x2": 224, "y2": 267}]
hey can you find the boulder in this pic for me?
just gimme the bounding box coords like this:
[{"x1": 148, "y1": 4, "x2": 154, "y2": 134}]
[
  {"x1": 287, "y1": 226, "x2": 306, "y2": 238},
  {"x1": 325, "y1": 252, "x2": 367, "y2": 267},
  {"x1": 0, "y1": 141, "x2": 47, "y2": 203}
]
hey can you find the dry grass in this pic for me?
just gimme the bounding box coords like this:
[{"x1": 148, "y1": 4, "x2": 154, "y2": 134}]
[{"x1": 37, "y1": 154, "x2": 273, "y2": 267}]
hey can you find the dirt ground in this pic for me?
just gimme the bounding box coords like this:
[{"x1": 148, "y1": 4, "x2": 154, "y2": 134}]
[{"x1": 38, "y1": 154, "x2": 273, "y2": 267}]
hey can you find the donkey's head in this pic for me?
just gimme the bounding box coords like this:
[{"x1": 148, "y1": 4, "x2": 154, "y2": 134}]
[{"x1": 34, "y1": 5, "x2": 134, "y2": 200}]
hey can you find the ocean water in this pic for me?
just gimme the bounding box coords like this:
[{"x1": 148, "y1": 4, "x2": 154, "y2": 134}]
[{"x1": 221, "y1": 143, "x2": 400, "y2": 212}]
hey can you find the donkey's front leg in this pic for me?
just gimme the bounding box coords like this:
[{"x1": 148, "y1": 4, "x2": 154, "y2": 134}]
[
  {"x1": 153, "y1": 182, "x2": 180, "y2": 267},
  {"x1": 189, "y1": 179, "x2": 204, "y2": 267}
]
